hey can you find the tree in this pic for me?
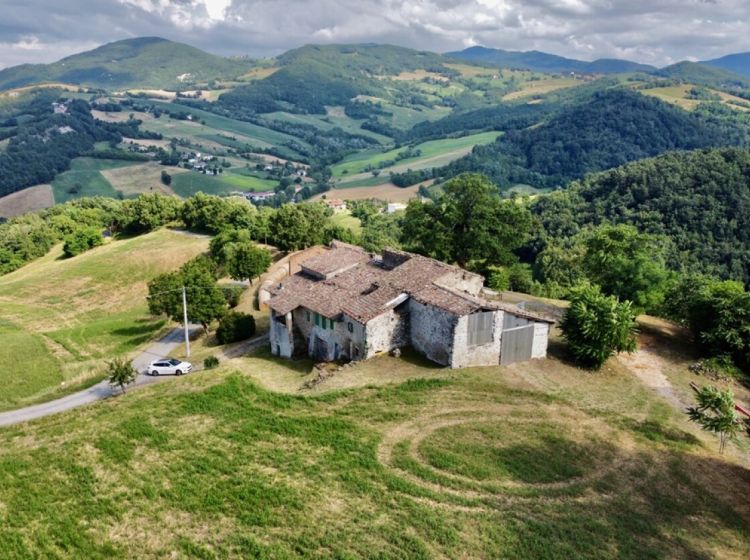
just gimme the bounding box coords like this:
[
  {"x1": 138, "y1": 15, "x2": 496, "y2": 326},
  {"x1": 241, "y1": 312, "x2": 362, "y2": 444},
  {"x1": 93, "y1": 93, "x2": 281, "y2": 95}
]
[
  {"x1": 123, "y1": 193, "x2": 182, "y2": 233},
  {"x1": 107, "y1": 357, "x2": 137, "y2": 394},
  {"x1": 209, "y1": 228, "x2": 252, "y2": 263},
  {"x1": 560, "y1": 284, "x2": 638, "y2": 370},
  {"x1": 63, "y1": 227, "x2": 103, "y2": 257},
  {"x1": 582, "y1": 224, "x2": 671, "y2": 313},
  {"x1": 686, "y1": 280, "x2": 750, "y2": 371},
  {"x1": 401, "y1": 173, "x2": 533, "y2": 269},
  {"x1": 160, "y1": 170, "x2": 172, "y2": 186},
  {"x1": 224, "y1": 242, "x2": 272, "y2": 283},
  {"x1": 269, "y1": 204, "x2": 320, "y2": 251},
  {"x1": 688, "y1": 385, "x2": 743, "y2": 453},
  {"x1": 147, "y1": 256, "x2": 226, "y2": 330}
]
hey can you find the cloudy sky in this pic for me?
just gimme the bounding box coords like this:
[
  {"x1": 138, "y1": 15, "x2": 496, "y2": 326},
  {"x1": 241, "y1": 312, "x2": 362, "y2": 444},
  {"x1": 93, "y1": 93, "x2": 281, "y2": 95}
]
[{"x1": 1, "y1": 0, "x2": 749, "y2": 70}]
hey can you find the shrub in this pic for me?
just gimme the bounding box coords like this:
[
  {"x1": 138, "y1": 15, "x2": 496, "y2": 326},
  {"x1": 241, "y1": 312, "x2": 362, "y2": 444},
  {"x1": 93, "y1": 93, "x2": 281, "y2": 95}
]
[
  {"x1": 203, "y1": 355, "x2": 219, "y2": 369},
  {"x1": 221, "y1": 284, "x2": 246, "y2": 308},
  {"x1": 63, "y1": 227, "x2": 103, "y2": 258},
  {"x1": 216, "y1": 312, "x2": 256, "y2": 344},
  {"x1": 560, "y1": 284, "x2": 638, "y2": 370}
]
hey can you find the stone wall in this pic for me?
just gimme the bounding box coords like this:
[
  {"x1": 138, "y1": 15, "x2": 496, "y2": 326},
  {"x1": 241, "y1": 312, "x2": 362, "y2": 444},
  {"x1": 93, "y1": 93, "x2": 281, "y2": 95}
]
[
  {"x1": 450, "y1": 310, "x2": 503, "y2": 368},
  {"x1": 434, "y1": 270, "x2": 484, "y2": 296},
  {"x1": 270, "y1": 311, "x2": 294, "y2": 358},
  {"x1": 408, "y1": 299, "x2": 458, "y2": 366},
  {"x1": 531, "y1": 322, "x2": 550, "y2": 359},
  {"x1": 292, "y1": 307, "x2": 367, "y2": 362},
  {"x1": 364, "y1": 305, "x2": 410, "y2": 358}
]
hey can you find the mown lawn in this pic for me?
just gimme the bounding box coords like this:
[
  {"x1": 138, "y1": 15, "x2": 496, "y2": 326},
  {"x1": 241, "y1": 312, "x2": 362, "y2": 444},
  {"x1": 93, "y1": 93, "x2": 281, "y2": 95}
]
[
  {"x1": 0, "y1": 339, "x2": 748, "y2": 559},
  {"x1": 0, "y1": 229, "x2": 209, "y2": 410}
]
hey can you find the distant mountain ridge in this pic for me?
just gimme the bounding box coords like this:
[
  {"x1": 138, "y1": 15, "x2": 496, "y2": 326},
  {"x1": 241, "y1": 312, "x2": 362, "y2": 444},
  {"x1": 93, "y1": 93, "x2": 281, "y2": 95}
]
[
  {"x1": 445, "y1": 46, "x2": 655, "y2": 74},
  {"x1": 703, "y1": 52, "x2": 750, "y2": 78},
  {"x1": 656, "y1": 60, "x2": 750, "y2": 88},
  {"x1": 0, "y1": 37, "x2": 252, "y2": 91}
]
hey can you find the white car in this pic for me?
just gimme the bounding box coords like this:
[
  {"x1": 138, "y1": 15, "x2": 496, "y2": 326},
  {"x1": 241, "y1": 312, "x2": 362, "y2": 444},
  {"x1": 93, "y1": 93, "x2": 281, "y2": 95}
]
[{"x1": 147, "y1": 358, "x2": 192, "y2": 376}]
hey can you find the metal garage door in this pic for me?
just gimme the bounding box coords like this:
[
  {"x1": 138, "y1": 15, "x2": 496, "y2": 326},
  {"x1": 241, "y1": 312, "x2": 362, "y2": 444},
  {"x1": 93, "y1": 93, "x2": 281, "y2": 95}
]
[{"x1": 500, "y1": 324, "x2": 534, "y2": 365}]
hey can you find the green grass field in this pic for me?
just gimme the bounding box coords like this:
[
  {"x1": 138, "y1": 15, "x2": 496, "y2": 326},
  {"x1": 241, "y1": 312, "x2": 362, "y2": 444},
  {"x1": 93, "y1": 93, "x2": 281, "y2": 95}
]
[
  {"x1": 51, "y1": 158, "x2": 137, "y2": 203},
  {"x1": 0, "y1": 325, "x2": 748, "y2": 558},
  {"x1": 328, "y1": 210, "x2": 362, "y2": 234},
  {"x1": 0, "y1": 229, "x2": 209, "y2": 410},
  {"x1": 331, "y1": 131, "x2": 502, "y2": 178},
  {"x1": 170, "y1": 170, "x2": 277, "y2": 197}
]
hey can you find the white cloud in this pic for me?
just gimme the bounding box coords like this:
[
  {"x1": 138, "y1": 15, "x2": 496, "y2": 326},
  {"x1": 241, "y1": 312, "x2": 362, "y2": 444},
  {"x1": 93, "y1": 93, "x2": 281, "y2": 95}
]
[{"x1": 2, "y1": 0, "x2": 750, "y2": 69}]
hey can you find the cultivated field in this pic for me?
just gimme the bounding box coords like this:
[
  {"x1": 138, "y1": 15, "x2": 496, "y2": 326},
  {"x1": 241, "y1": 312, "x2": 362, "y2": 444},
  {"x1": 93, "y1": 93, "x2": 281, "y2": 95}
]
[
  {"x1": 0, "y1": 322, "x2": 748, "y2": 558},
  {"x1": 502, "y1": 77, "x2": 581, "y2": 100},
  {"x1": 100, "y1": 162, "x2": 178, "y2": 196},
  {"x1": 169, "y1": 170, "x2": 277, "y2": 197},
  {"x1": 315, "y1": 183, "x2": 422, "y2": 202},
  {"x1": 0, "y1": 184, "x2": 54, "y2": 218},
  {"x1": 0, "y1": 229, "x2": 209, "y2": 410},
  {"x1": 51, "y1": 158, "x2": 135, "y2": 203},
  {"x1": 332, "y1": 131, "x2": 501, "y2": 179}
]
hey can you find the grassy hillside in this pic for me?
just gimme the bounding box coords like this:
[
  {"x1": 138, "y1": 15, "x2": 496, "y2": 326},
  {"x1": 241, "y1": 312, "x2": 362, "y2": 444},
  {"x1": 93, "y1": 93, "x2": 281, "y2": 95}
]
[
  {"x1": 0, "y1": 229, "x2": 209, "y2": 410},
  {"x1": 0, "y1": 325, "x2": 747, "y2": 557},
  {"x1": 0, "y1": 37, "x2": 252, "y2": 91}
]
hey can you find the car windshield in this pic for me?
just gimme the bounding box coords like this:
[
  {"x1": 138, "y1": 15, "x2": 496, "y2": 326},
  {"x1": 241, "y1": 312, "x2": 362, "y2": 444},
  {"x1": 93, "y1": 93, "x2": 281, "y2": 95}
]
[{"x1": 167, "y1": 358, "x2": 181, "y2": 366}]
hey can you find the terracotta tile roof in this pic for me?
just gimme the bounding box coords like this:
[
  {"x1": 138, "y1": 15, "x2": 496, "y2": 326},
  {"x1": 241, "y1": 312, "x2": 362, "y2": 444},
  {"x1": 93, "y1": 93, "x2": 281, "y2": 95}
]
[
  {"x1": 267, "y1": 243, "x2": 555, "y2": 324},
  {"x1": 299, "y1": 243, "x2": 371, "y2": 279}
]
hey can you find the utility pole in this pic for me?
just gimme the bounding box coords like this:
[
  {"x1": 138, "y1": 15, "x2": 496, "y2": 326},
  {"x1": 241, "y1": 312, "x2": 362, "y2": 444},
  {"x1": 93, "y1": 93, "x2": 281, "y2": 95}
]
[{"x1": 182, "y1": 286, "x2": 190, "y2": 358}]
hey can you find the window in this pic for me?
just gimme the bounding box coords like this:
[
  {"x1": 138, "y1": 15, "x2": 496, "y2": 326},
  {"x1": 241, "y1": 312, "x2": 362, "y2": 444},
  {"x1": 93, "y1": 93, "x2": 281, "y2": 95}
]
[
  {"x1": 347, "y1": 322, "x2": 354, "y2": 333},
  {"x1": 467, "y1": 312, "x2": 494, "y2": 347},
  {"x1": 312, "y1": 313, "x2": 334, "y2": 329},
  {"x1": 305, "y1": 311, "x2": 311, "y2": 322}
]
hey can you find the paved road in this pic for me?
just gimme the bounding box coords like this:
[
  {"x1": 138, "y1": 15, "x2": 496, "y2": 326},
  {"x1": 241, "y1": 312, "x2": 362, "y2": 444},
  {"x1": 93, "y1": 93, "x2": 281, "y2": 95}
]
[{"x1": 0, "y1": 325, "x2": 201, "y2": 428}]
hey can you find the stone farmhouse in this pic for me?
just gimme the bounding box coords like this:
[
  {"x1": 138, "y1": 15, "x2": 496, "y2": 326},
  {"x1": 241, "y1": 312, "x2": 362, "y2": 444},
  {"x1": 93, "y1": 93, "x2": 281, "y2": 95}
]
[{"x1": 267, "y1": 242, "x2": 555, "y2": 368}]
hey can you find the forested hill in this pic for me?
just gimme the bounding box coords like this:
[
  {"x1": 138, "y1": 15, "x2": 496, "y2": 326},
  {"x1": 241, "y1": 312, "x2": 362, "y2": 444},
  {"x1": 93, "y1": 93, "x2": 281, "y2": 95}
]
[
  {"x1": 531, "y1": 148, "x2": 750, "y2": 283},
  {"x1": 217, "y1": 43, "x2": 451, "y2": 115},
  {"x1": 441, "y1": 89, "x2": 745, "y2": 189},
  {"x1": 446, "y1": 46, "x2": 654, "y2": 74},
  {"x1": 0, "y1": 37, "x2": 252, "y2": 91}
]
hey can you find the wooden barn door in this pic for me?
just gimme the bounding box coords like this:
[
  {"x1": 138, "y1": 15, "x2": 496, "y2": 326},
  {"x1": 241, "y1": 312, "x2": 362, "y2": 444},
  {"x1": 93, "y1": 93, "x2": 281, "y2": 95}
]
[{"x1": 500, "y1": 324, "x2": 535, "y2": 365}]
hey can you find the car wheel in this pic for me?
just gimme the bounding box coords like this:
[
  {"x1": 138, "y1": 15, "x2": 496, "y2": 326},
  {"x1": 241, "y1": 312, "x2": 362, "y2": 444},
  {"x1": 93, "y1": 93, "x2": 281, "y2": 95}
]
[
  {"x1": 176, "y1": 369, "x2": 182, "y2": 376},
  {"x1": 151, "y1": 370, "x2": 159, "y2": 376}
]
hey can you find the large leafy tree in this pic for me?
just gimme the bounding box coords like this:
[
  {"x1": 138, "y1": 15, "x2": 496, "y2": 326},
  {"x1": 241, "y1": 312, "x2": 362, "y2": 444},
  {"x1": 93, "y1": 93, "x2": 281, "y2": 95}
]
[
  {"x1": 561, "y1": 284, "x2": 638, "y2": 370},
  {"x1": 122, "y1": 193, "x2": 182, "y2": 234},
  {"x1": 268, "y1": 203, "x2": 329, "y2": 251},
  {"x1": 224, "y1": 242, "x2": 272, "y2": 283},
  {"x1": 582, "y1": 224, "x2": 671, "y2": 313},
  {"x1": 147, "y1": 256, "x2": 226, "y2": 330},
  {"x1": 401, "y1": 173, "x2": 533, "y2": 268},
  {"x1": 688, "y1": 385, "x2": 743, "y2": 453},
  {"x1": 687, "y1": 280, "x2": 750, "y2": 371}
]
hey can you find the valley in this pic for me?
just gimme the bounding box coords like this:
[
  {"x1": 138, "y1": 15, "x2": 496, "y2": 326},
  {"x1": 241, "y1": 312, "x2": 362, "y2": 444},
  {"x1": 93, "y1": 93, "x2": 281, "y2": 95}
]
[{"x1": 1, "y1": 31, "x2": 750, "y2": 560}]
